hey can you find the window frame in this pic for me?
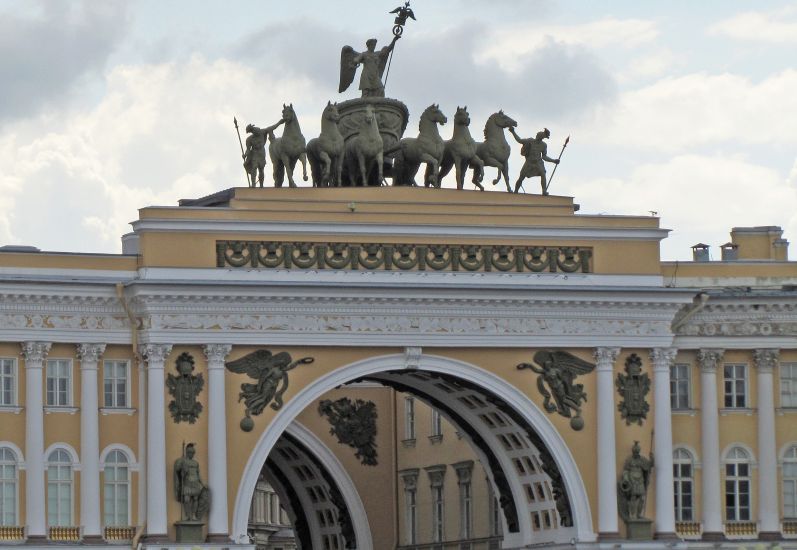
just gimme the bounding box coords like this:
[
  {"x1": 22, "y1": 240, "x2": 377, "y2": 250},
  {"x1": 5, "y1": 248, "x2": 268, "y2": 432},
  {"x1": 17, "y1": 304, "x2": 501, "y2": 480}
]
[
  {"x1": 0, "y1": 446, "x2": 19, "y2": 526},
  {"x1": 47, "y1": 448, "x2": 74, "y2": 527},
  {"x1": 404, "y1": 397, "x2": 415, "y2": 440},
  {"x1": 724, "y1": 446, "x2": 752, "y2": 522},
  {"x1": 432, "y1": 484, "x2": 444, "y2": 543},
  {"x1": 46, "y1": 359, "x2": 73, "y2": 407},
  {"x1": 723, "y1": 363, "x2": 748, "y2": 409},
  {"x1": 0, "y1": 358, "x2": 17, "y2": 407},
  {"x1": 431, "y1": 409, "x2": 443, "y2": 438},
  {"x1": 102, "y1": 449, "x2": 131, "y2": 527},
  {"x1": 672, "y1": 448, "x2": 695, "y2": 521},
  {"x1": 783, "y1": 445, "x2": 797, "y2": 519},
  {"x1": 459, "y1": 478, "x2": 472, "y2": 539},
  {"x1": 670, "y1": 363, "x2": 691, "y2": 410},
  {"x1": 780, "y1": 363, "x2": 797, "y2": 408},
  {"x1": 405, "y1": 486, "x2": 417, "y2": 544},
  {"x1": 103, "y1": 360, "x2": 131, "y2": 409}
]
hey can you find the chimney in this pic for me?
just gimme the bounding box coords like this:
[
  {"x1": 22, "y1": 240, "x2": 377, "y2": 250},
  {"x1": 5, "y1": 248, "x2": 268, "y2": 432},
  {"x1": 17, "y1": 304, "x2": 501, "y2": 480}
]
[
  {"x1": 730, "y1": 226, "x2": 789, "y2": 261},
  {"x1": 691, "y1": 243, "x2": 710, "y2": 262},
  {"x1": 720, "y1": 242, "x2": 739, "y2": 261}
]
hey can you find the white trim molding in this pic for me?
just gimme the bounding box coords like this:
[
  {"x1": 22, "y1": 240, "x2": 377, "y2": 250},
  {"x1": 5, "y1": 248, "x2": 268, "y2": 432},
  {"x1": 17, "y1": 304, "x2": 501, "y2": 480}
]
[
  {"x1": 0, "y1": 440, "x2": 26, "y2": 469},
  {"x1": 99, "y1": 443, "x2": 140, "y2": 471},
  {"x1": 44, "y1": 442, "x2": 81, "y2": 470}
]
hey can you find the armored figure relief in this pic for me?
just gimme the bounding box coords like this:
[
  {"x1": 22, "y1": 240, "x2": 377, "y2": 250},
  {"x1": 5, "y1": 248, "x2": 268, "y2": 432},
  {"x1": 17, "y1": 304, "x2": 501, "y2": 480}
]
[
  {"x1": 618, "y1": 441, "x2": 654, "y2": 521},
  {"x1": 226, "y1": 349, "x2": 314, "y2": 431},
  {"x1": 339, "y1": 35, "x2": 400, "y2": 98},
  {"x1": 319, "y1": 397, "x2": 378, "y2": 466},
  {"x1": 508, "y1": 127, "x2": 559, "y2": 195},
  {"x1": 166, "y1": 352, "x2": 204, "y2": 423},
  {"x1": 243, "y1": 119, "x2": 284, "y2": 187},
  {"x1": 517, "y1": 350, "x2": 595, "y2": 430},
  {"x1": 173, "y1": 443, "x2": 210, "y2": 522}
]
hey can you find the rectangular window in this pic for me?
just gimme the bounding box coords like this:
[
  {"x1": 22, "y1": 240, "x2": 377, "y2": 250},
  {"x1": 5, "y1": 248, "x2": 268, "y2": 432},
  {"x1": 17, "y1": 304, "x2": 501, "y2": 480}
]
[
  {"x1": 670, "y1": 363, "x2": 690, "y2": 410},
  {"x1": 431, "y1": 409, "x2": 442, "y2": 437},
  {"x1": 0, "y1": 359, "x2": 16, "y2": 406},
  {"x1": 723, "y1": 364, "x2": 747, "y2": 408},
  {"x1": 432, "y1": 485, "x2": 444, "y2": 542},
  {"x1": 404, "y1": 397, "x2": 415, "y2": 440},
  {"x1": 673, "y1": 463, "x2": 693, "y2": 521},
  {"x1": 780, "y1": 363, "x2": 797, "y2": 408},
  {"x1": 46, "y1": 360, "x2": 72, "y2": 407},
  {"x1": 784, "y1": 465, "x2": 797, "y2": 518},
  {"x1": 103, "y1": 360, "x2": 129, "y2": 408},
  {"x1": 459, "y1": 481, "x2": 472, "y2": 539},
  {"x1": 405, "y1": 488, "x2": 417, "y2": 544}
]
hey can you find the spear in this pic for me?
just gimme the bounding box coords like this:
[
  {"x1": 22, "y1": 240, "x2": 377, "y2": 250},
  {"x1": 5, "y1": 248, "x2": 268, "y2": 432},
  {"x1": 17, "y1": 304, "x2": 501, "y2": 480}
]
[
  {"x1": 544, "y1": 135, "x2": 570, "y2": 195},
  {"x1": 234, "y1": 117, "x2": 253, "y2": 187}
]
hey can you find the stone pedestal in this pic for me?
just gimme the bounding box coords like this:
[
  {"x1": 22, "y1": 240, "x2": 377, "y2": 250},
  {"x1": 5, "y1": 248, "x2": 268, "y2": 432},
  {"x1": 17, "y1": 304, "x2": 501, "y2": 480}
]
[
  {"x1": 625, "y1": 518, "x2": 653, "y2": 540},
  {"x1": 175, "y1": 521, "x2": 205, "y2": 543}
]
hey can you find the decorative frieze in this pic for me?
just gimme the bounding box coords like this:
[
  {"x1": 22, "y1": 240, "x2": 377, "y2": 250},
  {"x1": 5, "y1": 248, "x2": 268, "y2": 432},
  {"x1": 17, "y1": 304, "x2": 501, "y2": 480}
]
[{"x1": 216, "y1": 240, "x2": 593, "y2": 273}]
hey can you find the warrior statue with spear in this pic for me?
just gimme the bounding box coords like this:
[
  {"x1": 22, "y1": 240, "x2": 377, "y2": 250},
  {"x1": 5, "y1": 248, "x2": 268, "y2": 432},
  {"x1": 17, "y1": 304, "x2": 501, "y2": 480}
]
[{"x1": 508, "y1": 126, "x2": 569, "y2": 195}]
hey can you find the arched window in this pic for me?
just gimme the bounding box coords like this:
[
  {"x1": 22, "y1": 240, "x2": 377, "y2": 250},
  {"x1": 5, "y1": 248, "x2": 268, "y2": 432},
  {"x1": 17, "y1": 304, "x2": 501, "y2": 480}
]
[
  {"x1": 783, "y1": 445, "x2": 797, "y2": 518},
  {"x1": 673, "y1": 448, "x2": 694, "y2": 521},
  {"x1": 47, "y1": 449, "x2": 73, "y2": 526},
  {"x1": 0, "y1": 447, "x2": 18, "y2": 526},
  {"x1": 103, "y1": 450, "x2": 129, "y2": 526},
  {"x1": 725, "y1": 447, "x2": 751, "y2": 521}
]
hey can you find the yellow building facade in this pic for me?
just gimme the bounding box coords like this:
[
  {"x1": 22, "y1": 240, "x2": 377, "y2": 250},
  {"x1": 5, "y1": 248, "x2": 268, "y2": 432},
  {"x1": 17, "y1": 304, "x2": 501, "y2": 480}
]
[{"x1": 0, "y1": 187, "x2": 795, "y2": 549}]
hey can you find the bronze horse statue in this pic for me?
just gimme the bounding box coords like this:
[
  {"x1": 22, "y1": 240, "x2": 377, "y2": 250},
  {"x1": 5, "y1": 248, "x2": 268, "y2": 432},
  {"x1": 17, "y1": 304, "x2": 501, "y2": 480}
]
[
  {"x1": 344, "y1": 103, "x2": 384, "y2": 186},
  {"x1": 438, "y1": 106, "x2": 484, "y2": 190},
  {"x1": 476, "y1": 110, "x2": 517, "y2": 192},
  {"x1": 390, "y1": 103, "x2": 447, "y2": 187},
  {"x1": 307, "y1": 102, "x2": 345, "y2": 187},
  {"x1": 269, "y1": 103, "x2": 308, "y2": 188}
]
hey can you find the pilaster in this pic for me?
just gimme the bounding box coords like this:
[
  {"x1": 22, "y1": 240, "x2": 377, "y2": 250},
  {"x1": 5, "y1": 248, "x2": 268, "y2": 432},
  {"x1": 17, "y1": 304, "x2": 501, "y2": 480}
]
[
  {"x1": 650, "y1": 347, "x2": 678, "y2": 540},
  {"x1": 76, "y1": 343, "x2": 106, "y2": 542},
  {"x1": 203, "y1": 343, "x2": 232, "y2": 542},
  {"x1": 697, "y1": 349, "x2": 724, "y2": 540},
  {"x1": 139, "y1": 343, "x2": 172, "y2": 540},
  {"x1": 594, "y1": 346, "x2": 620, "y2": 539},
  {"x1": 754, "y1": 348, "x2": 780, "y2": 538},
  {"x1": 21, "y1": 341, "x2": 51, "y2": 540}
]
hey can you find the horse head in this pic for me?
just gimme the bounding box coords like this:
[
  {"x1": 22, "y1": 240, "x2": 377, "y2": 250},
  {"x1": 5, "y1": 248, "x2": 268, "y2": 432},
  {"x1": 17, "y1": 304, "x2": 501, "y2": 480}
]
[
  {"x1": 421, "y1": 103, "x2": 447, "y2": 126},
  {"x1": 323, "y1": 101, "x2": 340, "y2": 123},
  {"x1": 491, "y1": 109, "x2": 517, "y2": 129},
  {"x1": 454, "y1": 106, "x2": 470, "y2": 127},
  {"x1": 281, "y1": 103, "x2": 296, "y2": 123}
]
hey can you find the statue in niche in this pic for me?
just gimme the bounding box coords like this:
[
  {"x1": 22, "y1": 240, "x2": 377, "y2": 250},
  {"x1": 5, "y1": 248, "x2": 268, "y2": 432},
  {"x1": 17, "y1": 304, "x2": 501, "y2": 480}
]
[
  {"x1": 508, "y1": 126, "x2": 559, "y2": 195},
  {"x1": 616, "y1": 353, "x2": 651, "y2": 425},
  {"x1": 166, "y1": 352, "x2": 204, "y2": 424},
  {"x1": 517, "y1": 350, "x2": 595, "y2": 431},
  {"x1": 174, "y1": 443, "x2": 210, "y2": 522},
  {"x1": 319, "y1": 397, "x2": 378, "y2": 466},
  {"x1": 243, "y1": 119, "x2": 285, "y2": 187},
  {"x1": 339, "y1": 35, "x2": 400, "y2": 97},
  {"x1": 226, "y1": 350, "x2": 314, "y2": 431},
  {"x1": 618, "y1": 441, "x2": 654, "y2": 521}
]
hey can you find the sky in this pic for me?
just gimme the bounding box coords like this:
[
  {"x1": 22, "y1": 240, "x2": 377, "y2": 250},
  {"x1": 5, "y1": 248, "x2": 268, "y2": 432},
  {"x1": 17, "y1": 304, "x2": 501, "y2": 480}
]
[{"x1": 0, "y1": 0, "x2": 796, "y2": 260}]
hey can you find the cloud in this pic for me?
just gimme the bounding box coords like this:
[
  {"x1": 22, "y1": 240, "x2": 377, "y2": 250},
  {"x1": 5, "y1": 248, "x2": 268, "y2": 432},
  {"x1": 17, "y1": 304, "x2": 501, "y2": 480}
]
[
  {"x1": 562, "y1": 154, "x2": 797, "y2": 260},
  {"x1": 708, "y1": 7, "x2": 797, "y2": 44},
  {"x1": 0, "y1": 1, "x2": 129, "y2": 125},
  {"x1": 577, "y1": 69, "x2": 797, "y2": 152}
]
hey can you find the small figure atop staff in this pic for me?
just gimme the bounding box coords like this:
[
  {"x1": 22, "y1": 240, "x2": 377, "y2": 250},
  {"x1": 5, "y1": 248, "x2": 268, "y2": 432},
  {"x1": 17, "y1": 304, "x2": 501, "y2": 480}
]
[
  {"x1": 390, "y1": 2, "x2": 416, "y2": 36},
  {"x1": 508, "y1": 126, "x2": 559, "y2": 195}
]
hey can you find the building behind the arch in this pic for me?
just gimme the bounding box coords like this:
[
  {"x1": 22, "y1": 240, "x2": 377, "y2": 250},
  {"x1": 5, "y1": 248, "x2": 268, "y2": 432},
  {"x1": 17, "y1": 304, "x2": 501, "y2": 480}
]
[{"x1": 0, "y1": 186, "x2": 796, "y2": 549}]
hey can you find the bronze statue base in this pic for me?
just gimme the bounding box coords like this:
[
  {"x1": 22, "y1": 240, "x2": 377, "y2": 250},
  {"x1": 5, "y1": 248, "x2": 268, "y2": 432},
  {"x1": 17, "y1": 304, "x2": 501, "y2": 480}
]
[
  {"x1": 624, "y1": 518, "x2": 653, "y2": 540},
  {"x1": 174, "y1": 520, "x2": 205, "y2": 543}
]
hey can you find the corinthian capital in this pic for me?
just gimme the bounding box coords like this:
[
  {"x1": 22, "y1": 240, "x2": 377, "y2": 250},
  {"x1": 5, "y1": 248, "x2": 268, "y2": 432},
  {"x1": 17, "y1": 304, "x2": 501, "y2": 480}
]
[
  {"x1": 20, "y1": 341, "x2": 52, "y2": 363},
  {"x1": 649, "y1": 347, "x2": 678, "y2": 372},
  {"x1": 203, "y1": 344, "x2": 232, "y2": 367},
  {"x1": 593, "y1": 347, "x2": 620, "y2": 371},
  {"x1": 138, "y1": 343, "x2": 173, "y2": 366},
  {"x1": 76, "y1": 343, "x2": 106, "y2": 364},
  {"x1": 697, "y1": 349, "x2": 724, "y2": 373},
  {"x1": 753, "y1": 349, "x2": 779, "y2": 374}
]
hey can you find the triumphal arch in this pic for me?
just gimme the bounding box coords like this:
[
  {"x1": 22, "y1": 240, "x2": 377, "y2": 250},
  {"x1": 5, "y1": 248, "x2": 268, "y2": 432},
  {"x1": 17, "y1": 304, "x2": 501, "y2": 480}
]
[{"x1": 2, "y1": 14, "x2": 797, "y2": 550}]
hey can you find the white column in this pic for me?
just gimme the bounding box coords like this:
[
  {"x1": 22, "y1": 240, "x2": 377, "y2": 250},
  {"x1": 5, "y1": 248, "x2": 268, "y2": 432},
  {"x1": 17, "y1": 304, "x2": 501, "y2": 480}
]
[
  {"x1": 594, "y1": 347, "x2": 620, "y2": 537},
  {"x1": 754, "y1": 349, "x2": 780, "y2": 537},
  {"x1": 137, "y1": 358, "x2": 147, "y2": 527},
  {"x1": 77, "y1": 343, "x2": 106, "y2": 540},
  {"x1": 650, "y1": 348, "x2": 678, "y2": 538},
  {"x1": 697, "y1": 349, "x2": 724, "y2": 538},
  {"x1": 203, "y1": 344, "x2": 232, "y2": 541},
  {"x1": 21, "y1": 341, "x2": 51, "y2": 540},
  {"x1": 139, "y1": 344, "x2": 172, "y2": 539}
]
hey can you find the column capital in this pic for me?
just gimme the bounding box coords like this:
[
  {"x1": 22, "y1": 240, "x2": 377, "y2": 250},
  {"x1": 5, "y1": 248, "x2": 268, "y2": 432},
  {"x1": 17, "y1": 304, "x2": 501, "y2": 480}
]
[
  {"x1": 20, "y1": 341, "x2": 51, "y2": 363},
  {"x1": 203, "y1": 344, "x2": 232, "y2": 367},
  {"x1": 697, "y1": 349, "x2": 725, "y2": 373},
  {"x1": 593, "y1": 347, "x2": 620, "y2": 371},
  {"x1": 76, "y1": 343, "x2": 106, "y2": 365},
  {"x1": 753, "y1": 349, "x2": 779, "y2": 374},
  {"x1": 650, "y1": 347, "x2": 678, "y2": 372},
  {"x1": 138, "y1": 344, "x2": 172, "y2": 366}
]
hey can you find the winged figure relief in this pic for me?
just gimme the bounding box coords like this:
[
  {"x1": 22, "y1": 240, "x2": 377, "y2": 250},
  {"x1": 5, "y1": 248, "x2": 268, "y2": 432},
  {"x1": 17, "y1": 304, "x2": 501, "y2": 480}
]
[
  {"x1": 226, "y1": 350, "x2": 314, "y2": 431},
  {"x1": 517, "y1": 350, "x2": 595, "y2": 430}
]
